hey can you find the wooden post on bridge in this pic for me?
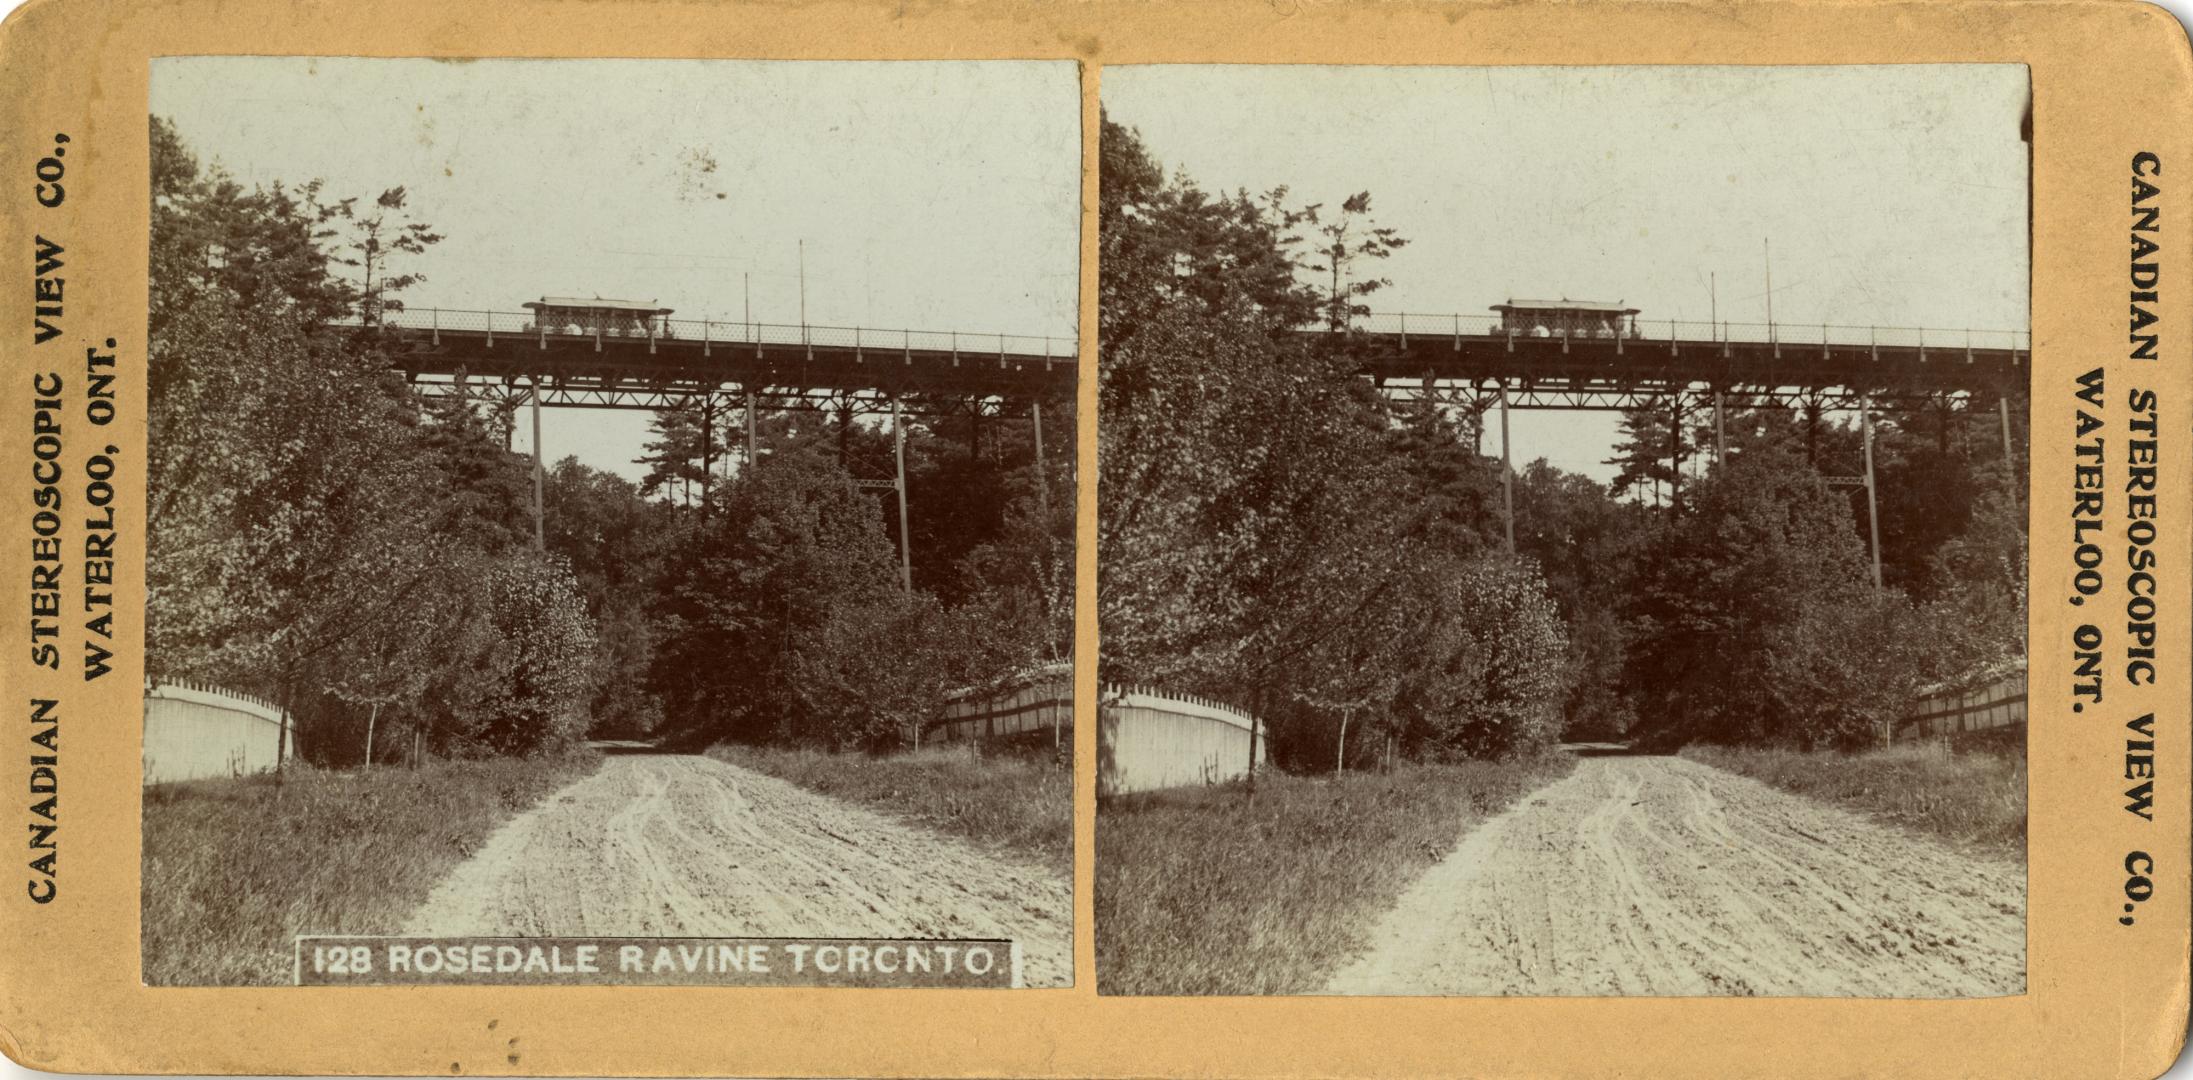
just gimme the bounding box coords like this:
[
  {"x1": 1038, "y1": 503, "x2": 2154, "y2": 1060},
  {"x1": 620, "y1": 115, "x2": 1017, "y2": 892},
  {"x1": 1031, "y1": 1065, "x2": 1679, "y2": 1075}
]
[
  {"x1": 1499, "y1": 380, "x2": 1516, "y2": 554},
  {"x1": 894, "y1": 395, "x2": 913, "y2": 592},
  {"x1": 530, "y1": 379, "x2": 545, "y2": 552}
]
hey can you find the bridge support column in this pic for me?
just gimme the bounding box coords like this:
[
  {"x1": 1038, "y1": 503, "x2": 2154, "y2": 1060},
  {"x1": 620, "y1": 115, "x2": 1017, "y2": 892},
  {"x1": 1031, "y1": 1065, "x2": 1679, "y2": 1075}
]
[
  {"x1": 745, "y1": 387, "x2": 758, "y2": 470},
  {"x1": 894, "y1": 395, "x2": 913, "y2": 593},
  {"x1": 1999, "y1": 394, "x2": 2015, "y2": 466},
  {"x1": 1860, "y1": 391, "x2": 1883, "y2": 590},
  {"x1": 1714, "y1": 389, "x2": 1726, "y2": 468},
  {"x1": 700, "y1": 393, "x2": 715, "y2": 514},
  {"x1": 1499, "y1": 380, "x2": 1515, "y2": 554},
  {"x1": 530, "y1": 379, "x2": 545, "y2": 552},
  {"x1": 1032, "y1": 399, "x2": 1049, "y2": 519}
]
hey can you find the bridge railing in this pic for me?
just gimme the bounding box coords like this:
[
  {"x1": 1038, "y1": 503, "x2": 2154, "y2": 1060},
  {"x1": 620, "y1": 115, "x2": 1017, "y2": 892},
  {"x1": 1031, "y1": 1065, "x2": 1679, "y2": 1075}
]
[
  {"x1": 1352, "y1": 312, "x2": 2029, "y2": 354},
  {"x1": 360, "y1": 308, "x2": 1078, "y2": 361}
]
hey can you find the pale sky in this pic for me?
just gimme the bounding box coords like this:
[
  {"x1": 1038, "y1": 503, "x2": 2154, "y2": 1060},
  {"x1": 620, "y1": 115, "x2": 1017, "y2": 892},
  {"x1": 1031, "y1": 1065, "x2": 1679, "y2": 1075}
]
[
  {"x1": 152, "y1": 57, "x2": 1081, "y2": 482},
  {"x1": 1104, "y1": 64, "x2": 2030, "y2": 480}
]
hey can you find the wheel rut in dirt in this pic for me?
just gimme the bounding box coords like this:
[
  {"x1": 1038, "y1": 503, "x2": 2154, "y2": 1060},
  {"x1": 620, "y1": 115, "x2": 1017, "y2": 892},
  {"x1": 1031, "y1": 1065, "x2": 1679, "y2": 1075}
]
[
  {"x1": 403, "y1": 753, "x2": 1071, "y2": 987},
  {"x1": 1326, "y1": 755, "x2": 2024, "y2": 997}
]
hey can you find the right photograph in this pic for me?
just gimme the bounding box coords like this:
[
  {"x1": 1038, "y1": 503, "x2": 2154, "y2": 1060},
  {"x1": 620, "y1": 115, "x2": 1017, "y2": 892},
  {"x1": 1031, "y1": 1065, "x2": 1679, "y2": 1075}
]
[{"x1": 1095, "y1": 65, "x2": 2030, "y2": 998}]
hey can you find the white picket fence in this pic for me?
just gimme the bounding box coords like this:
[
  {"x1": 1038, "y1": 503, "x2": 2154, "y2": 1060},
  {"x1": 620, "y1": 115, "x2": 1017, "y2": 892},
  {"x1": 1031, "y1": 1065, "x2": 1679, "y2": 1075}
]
[
  {"x1": 143, "y1": 680, "x2": 287, "y2": 784},
  {"x1": 1097, "y1": 685, "x2": 1266, "y2": 797}
]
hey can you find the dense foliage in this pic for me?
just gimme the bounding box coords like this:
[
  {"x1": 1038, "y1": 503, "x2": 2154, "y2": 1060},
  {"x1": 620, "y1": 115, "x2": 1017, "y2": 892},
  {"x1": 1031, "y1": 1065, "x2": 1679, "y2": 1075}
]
[
  {"x1": 1098, "y1": 116, "x2": 2028, "y2": 761},
  {"x1": 147, "y1": 115, "x2": 1069, "y2": 764}
]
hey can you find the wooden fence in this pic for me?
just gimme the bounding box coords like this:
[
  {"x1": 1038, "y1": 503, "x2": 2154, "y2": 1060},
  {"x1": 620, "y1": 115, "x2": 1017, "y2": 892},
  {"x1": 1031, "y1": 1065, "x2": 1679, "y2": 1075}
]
[
  {"x1": 927, "y1": 663, "x2": 1072, "y2": 750},
  {"x1": 1892, "y1": 663, "x2": 2027, "y2": 743},
  {"x1": 143, "y1": 680, "x2": 288, "y2": 784},
  {"x1": 1097, "y1": 685, "x2": 1266, "y2": 797}
]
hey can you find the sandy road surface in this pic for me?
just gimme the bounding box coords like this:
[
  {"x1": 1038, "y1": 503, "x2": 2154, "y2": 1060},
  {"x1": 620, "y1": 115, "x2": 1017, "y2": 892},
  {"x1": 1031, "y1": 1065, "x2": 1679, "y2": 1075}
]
[
  {"x1": 404, "y1": 753, "x2": 1071, "y2": 987},
  {"x1": 1327, "y1": 755, "x2": 2024, "y2": 997}
]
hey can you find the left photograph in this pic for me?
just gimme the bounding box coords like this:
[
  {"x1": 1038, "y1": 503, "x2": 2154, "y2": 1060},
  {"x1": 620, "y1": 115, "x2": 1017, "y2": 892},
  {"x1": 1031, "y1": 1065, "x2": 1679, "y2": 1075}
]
[{"x1": 141, "y1": 57, "x2": 1079, "y2": 988}]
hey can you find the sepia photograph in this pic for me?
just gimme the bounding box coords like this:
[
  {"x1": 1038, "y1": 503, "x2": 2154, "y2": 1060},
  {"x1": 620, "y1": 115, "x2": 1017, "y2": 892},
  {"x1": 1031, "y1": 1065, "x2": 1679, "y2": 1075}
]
[
  {"x1": 1096, "y1": 65, "x2": 2030, "y2": 997},
  {"x1": 140, "y1": 57, "x2": 1078, "y2": 987}
]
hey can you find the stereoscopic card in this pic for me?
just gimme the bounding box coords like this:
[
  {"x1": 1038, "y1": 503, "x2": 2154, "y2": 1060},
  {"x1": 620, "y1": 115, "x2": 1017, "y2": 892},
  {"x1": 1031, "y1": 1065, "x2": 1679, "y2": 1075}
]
[{"x1": 0, "y1": 1, "x2": 2188, "y2": 1077}]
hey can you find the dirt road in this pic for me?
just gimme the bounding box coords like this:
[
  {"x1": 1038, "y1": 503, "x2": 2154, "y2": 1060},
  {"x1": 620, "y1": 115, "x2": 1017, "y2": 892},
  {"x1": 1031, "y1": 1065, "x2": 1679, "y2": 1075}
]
[
  {"x1": 1327, "y1": 755, "x2": 2024, "y2": 997},
  {"x1": 403, "y1": 753, "x2": 1072, "y2": 987}
]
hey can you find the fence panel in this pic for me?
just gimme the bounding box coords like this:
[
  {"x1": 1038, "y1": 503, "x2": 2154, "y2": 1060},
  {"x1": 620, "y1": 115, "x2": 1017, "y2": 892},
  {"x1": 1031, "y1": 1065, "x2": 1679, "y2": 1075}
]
[
  {"x1": 1893, "y1": 665, "x2": 2027, "y2": 742},
  {"x1": 928, "y1": 665, "x2": 1072, "y2": 750},
  {"x1": 1096, "y1": 686, "x2": 1266, "y2": 797},
  {"x1": 143, "y1": 681, "x2": 288, "y2": 784}
]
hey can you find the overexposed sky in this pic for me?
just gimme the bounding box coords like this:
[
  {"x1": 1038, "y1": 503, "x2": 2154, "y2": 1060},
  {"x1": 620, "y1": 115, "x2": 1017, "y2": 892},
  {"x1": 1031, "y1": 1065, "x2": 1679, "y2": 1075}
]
[
  {"x1": 153, "y1": 57, "x2": 1081, "y2": 481},
  {"x1": 1105, "y1": 65, "x2": 2030, "y2": 479}
]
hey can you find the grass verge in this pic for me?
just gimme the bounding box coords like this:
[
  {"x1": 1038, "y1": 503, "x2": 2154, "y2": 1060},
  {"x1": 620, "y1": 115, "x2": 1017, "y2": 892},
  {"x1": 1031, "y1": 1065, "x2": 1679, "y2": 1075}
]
[
  {"x1": 705, "y1": 743, "x2": 1072, "y2": 879},
  {"x1": 1095, "y1": 756, "x2": 1576, "y2": 996},
  {"x1": 1680, "y1": 735, "x2": 2026, "y2": 856},
  {"x1": 142, "y1": 752, "x2": 600, "y2": 986}
]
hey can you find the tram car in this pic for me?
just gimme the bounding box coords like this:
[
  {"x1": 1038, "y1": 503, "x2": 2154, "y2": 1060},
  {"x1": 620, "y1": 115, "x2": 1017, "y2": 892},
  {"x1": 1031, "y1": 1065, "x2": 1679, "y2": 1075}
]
[
  {"x1": 521, "y1": 296, "x2": 678, "y2": 339},
  {"x1": 1489, "y1": 298, "x2": 1641, "y2": 339}
]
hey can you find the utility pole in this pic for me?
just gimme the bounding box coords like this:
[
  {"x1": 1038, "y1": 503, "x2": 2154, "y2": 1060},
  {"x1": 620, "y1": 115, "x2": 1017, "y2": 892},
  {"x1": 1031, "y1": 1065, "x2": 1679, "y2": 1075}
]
[
  {"x1": 1710, "y1": 271, "x2": 1717, "y2": 340},
  {"x1": 798, "y1": 240, "x2": 807, "y2": 331}
]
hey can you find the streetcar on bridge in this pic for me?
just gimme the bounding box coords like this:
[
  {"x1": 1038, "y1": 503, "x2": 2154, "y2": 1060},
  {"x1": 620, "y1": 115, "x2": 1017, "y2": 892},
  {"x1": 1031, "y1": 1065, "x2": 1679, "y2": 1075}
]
[
  {"x1": 520, "y1": 296, "x2": 679, "y2": 340},
  {"x1": 1488, "y1": 298, "x2": 1642, "y2": 340}
]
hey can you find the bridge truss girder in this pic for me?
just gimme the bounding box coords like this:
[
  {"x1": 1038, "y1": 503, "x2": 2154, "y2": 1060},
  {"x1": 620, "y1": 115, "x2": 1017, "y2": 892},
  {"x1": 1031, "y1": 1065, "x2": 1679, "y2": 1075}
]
[
  {"x1": 1383, "y1": 378, "x2": 2023, "y2": 413},
  {"x1": 410, "y1": 374, "x2": 1031, "y2": 420}
]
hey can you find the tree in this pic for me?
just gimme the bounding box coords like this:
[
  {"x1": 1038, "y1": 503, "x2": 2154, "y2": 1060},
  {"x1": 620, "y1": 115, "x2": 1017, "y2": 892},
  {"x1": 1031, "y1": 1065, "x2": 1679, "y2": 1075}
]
[
  {"x1": 1512, "y1": 459, "x2": 1652, "y2": 740},
  {"x1": 649, "y1": 449, "x2": 926, "y2": 748},
  {"x1": 1624, "y1": 445, "x2": 1880, "y2": 746},
  {"x1": 542, "y1": 458, "x2": 679, "y2": 738},
  {"x1": 1306, "y1": 192, "x2": 1408, "y2": 332},
  {"x1": 452, "y1": 556, "x2": 599, "y2": 755},
  {"x1": 328, "y1": 186, "x2": 445, "y2": 327},
  {"x1": 148, "y1": 116, "x2": 599, "y2": 766}
]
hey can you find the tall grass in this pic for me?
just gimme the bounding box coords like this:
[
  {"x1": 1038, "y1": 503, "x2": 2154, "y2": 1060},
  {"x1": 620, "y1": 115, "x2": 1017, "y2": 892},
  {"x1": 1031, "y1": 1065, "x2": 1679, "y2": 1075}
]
[
  {"x1": 142, "y1": 752, "x2": 600, "y2": 986},
  {"x1": 1681, "y1": 735, "x2": 2026, "y2": 855},
  {"x1": 1095, "y1": 757, "x2": 1576, "y2": 996},
  {"x1": 705, "y1": 743, "x2": 1071, "y2": 878}
]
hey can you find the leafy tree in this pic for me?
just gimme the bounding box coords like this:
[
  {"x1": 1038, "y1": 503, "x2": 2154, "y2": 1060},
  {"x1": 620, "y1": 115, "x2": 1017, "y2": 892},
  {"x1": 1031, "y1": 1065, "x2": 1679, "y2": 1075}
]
[
  {"x1": 649, "y1": 449, "x2": 934, "y2": 748},
  {"x1": 542, "y1": 458, "x2": 680, "y2": 738},
  {"x1": 1512, "y1": 459, "x2": 1652, "y2": 740},
  {"x1": 327, "y1": 186, "x2": 445, "y2": 326},
  {"x1": 1305, "y1": 192, "x2": 1408, "y2": 332},
  {"x1": 453, "y1": 556, "x2": 599, "y2": 755},
  {"x1": 148, "y1": 116, "x2": 599, "y2": 766}
]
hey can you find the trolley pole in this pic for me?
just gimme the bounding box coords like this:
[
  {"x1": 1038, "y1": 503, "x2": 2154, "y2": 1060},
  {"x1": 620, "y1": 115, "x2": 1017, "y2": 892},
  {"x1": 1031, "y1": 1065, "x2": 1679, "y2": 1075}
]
[
  {"x1": 1860, "y1": 390, "x2": 1883, "y2": 589},
  {"x1": 893, "y1": 395, "x2": 913, "y2": 592}
]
